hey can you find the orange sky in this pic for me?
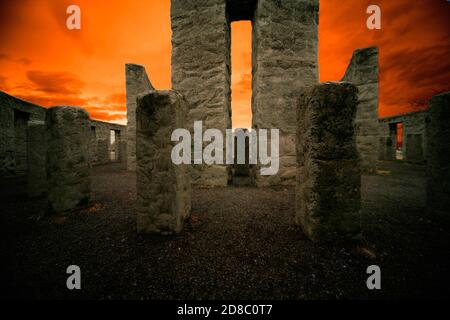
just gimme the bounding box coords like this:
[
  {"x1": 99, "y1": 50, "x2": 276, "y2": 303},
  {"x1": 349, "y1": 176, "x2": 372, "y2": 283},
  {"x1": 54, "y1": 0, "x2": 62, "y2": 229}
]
[{"x1": 1, "y1": 0, "x2": 449, "y2": 127}]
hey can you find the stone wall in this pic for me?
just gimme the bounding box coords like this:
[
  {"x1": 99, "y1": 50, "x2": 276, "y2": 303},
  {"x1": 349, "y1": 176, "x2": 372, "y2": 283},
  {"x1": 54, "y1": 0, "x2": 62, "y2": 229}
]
[
  {"x1": 1, "y1": 91, "x2": 126, "y2": 180},
  {"x1": 296, "y1": 82, "x2": 361, "y2": 242},
  {"x1": 46, "y1": 107, "x2": 91, "y2": 213},
  {"x1": 126, "y1": 64, "x2": 154, "y2": 171},
  {"x1": 96, "y1": 139, "x2": 110, "y2": 165},
  {"x1": 379, "y1": 111, "x2": 427, "y2": 163},
  {"x1": 89, "y1": 120, "x2": 127, "y2": 165},
  {"x1": 252, "y1": 0, "x2": 319, "y2": 186},
  {"x1": 136, "y1": 90, "x2": 191, "y2": 234},
  {"x1": 0, "y1": 91, "x2": 45, "y2": 177},
  {"x1": 426, "y1": 92, "x2": 450, "y2": 215},
  {"x1": 342, "y1": 47, "x2": 379, "y2": 172},
  {"x1": 27, "y1": 121, "x2": 47, "y2": 198}
]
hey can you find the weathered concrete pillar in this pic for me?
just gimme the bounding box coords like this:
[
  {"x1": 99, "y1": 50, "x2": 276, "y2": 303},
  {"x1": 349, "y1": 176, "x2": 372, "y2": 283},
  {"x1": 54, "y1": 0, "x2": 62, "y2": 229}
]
[
  {"x1": 427, "y1": 92, "x2": 450, "y2": 215},
  {"x1": 46, "y1": 107, "x2": 91, "y2": 213},
  {"x1": 296, "y1": 82, "x2": 361, "y2": 242},
  {"x1": 342, "y1": 47, "x2": 379, "y2": 173},
  {"x1": 27, "y1": 121, "x2": 47, "y2": 198},
  {"x1": 253, "y1": 0, "x2": 319, "y2": 187},
  {"x1": 171, "y1": 0, "x2": 231, "y2": 187},
  {"x1": 126, "y1": 64, "x2": 154, "y2": 172},
  {"x1": 96, "y1": 139, "x2": 109, "y2": 165},
  {"x1": 136, "y1": 90, "x2": 191, "y2": 234}
]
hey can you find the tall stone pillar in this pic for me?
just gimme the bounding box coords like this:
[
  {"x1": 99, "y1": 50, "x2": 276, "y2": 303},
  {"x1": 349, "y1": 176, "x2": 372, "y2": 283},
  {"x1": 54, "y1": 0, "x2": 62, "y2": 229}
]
[
  {"x1": 342, "y1": 47, "x2": 380, "y2": 172},
  {"x1": 126, "y1": 64, "x2": 154, "y2": 171},
  {"x1": 171, "y1": 0, "x2": 231, "y2": 187},
  {"x1": 136, "y1": 90, "x2": 191, "y2": 235},
  {"x1": 46, "y1": 107, "x2": 91, "y2": 213},
  {"x1": 252, "y1": 0, "x2": 319, "y2": 186},
  {"x1": 426, "y1": 92, "x2": 450, "y2": 215},
  {"x1": 27, "y1": 121, "x2": 47, "y2": 198},
  {"x1": 296, "y1": 82, "x2": 361, "y2": 242}
]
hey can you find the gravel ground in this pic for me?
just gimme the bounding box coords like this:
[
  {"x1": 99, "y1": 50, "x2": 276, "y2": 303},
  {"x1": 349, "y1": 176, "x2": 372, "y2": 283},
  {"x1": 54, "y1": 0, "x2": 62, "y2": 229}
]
[{"x1": 0, "y1": 161, "x2": 449, "y2": 300}]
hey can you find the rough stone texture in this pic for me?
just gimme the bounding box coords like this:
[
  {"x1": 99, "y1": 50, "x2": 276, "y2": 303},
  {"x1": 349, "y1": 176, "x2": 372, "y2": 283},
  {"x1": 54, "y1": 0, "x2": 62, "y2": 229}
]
[
  {"x1": 1, "y1": 92, "x2": 45, "y2": 178},
  {"x1": 126, "y1": 64, "x2": 154, "y2": 172},
  {"x1": 171, "y1": 0, "x2": 231, "y2": 187},
  {"x1": 27, "y1": 121, "x2": 47, "y2": 198},
  {"x1": 1, "y1": 91, "x2": 124, "y2": 175},
  {"x1": 119, "y1": 140, "x2": 127, "y2": 163},
  {"x1": 46, "y1": 107, "x2": 91, "y2": 213},
  {"x1": 136, "y1": 90, "x2": 191, "y2": 234},
  {"x1": 252, "y1": 0, "x2": 319, "y2": 186},
  {"x1": 342, "y1": 47, "x2": 379, "y2": 172},
  {"x1": 171, "y1": 0, "x2": 319, "y2": 187},
  {"x1": 0, "y1": 101, "x2": 15, "y2": 177},
  {"x1": 296, "y1": 82, "x2": 361, "y2": 242},
  {"x1": 379, "y1": 111, "x2": 427, "y2": 162},
  {"x1": 89, "y1": 120, "x2": 126, "y2": 165},
  {"x1": 13, "y1": 110, "x2": 29, "y2": 176},
  {"x1": 426, "y1": 92, "x2": 450, "y2": 215},
  {"x1": 96, "y1": 139, "x2": 110, "y2": 165}
]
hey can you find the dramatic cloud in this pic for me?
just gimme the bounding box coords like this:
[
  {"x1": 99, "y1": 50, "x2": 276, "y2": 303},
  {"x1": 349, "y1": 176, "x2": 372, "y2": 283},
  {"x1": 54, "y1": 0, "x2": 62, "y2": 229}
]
[
  {"x1": 0, "y1": 0, "x2": 449, "y2": 124},
  {"x1": 26, "y1": 70, "x2": 84, "y2": 95},
  {"x1": 319, "y1": 0, "x2": 450, "y2": 117}
]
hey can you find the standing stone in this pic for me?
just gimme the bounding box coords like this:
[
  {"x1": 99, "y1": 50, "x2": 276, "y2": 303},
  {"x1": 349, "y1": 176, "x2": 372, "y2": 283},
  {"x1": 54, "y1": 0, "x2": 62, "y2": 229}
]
[
  {"x1": 27, "y1": 121, "x2": 47, "y2": 198},
  {"x1": 136, "y1": 90, "x2": 191, "y2": 234},
  {"x1": 427, "y1": 92, "x2": 450, "y2": 215},
  {"x1": 96, "y1": 139, "x2": 109, "y2": 165},
  {"x1": 296, "y1": 82, "x2": 361, "y2": 242},
  {"x1": 252, "y1": 0, "x2": 319, "y2": 186},
  {"x1": 171, "y1": 0, "x2": 231, "y2": 187},
  {"x1": 118, "y1": 140, "x2": 127, "y2": 164},
  {"x1": 46, "y1": 107, "x2": 91, "y2": 213},
  {"x1": 126, "y1": 64, "x2": 154, "y2": 171},
  {"x1": 342, "y1": 47, "x2": 379, "y2": 173},
  {"x1": 171, "y1": 0, "x2": 319, "y2": 187}
]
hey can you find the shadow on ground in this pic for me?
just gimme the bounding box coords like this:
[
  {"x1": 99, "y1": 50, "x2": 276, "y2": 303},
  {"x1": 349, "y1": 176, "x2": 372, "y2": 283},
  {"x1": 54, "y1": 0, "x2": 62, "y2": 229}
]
[{"x1": 0, "y1": 161, "x2": 449, "y2": 299}]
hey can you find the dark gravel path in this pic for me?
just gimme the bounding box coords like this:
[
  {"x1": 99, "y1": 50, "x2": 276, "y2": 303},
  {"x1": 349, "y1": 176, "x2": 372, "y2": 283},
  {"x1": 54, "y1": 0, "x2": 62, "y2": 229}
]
[{"x1": 1, "y1": 162, "x2": 448, "y2": 299}]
